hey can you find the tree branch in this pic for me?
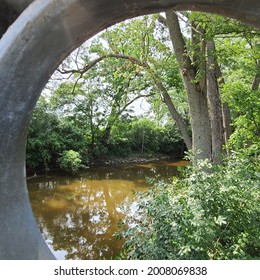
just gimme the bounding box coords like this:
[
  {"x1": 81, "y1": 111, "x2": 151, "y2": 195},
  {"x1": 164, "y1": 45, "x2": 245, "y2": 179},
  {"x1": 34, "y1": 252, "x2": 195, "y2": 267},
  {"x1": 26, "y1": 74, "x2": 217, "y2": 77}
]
[
  {"x1": 158, "y1": 14, "x2": 167, "y2": 27},
  {"x1": 57, "y1": 54, "x2": 145, "y2": 75}
]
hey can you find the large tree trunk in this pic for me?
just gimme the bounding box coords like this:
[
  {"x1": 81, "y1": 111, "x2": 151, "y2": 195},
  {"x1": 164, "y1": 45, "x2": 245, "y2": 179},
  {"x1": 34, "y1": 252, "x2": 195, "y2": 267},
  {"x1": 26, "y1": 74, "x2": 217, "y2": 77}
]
[
  {"x1": 165, "y1": 11, "x2": 212, "y2": 161},
  {"x1": 206, "y1": 40, "x2": 225, "y2": 163}
]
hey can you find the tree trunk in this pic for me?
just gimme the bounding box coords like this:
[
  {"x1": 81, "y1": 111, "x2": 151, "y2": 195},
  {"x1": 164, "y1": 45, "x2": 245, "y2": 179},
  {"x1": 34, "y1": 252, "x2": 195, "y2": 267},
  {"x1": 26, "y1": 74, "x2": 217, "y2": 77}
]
[
  {"x1": 252, "y1": 59, "x2": 260, "y2": 91},
  {"x1": 89, "y1": 100, "x2": 96, "y2": 154},
  {"x1": 141, "y1": 129, "x2": 145, "y2": 154},
  {"x1": 214, "y1": 60, "x2": 232, "y2": 146},
  {"x1": 102, "y1": 125, "x2": 112, "y2": 146},
  {"x1": 165, "y1": 11, "x2": 212, "y2": 161},
  {"x1": 206, "y1": 40, "x2": 225, "y2": 163},
  {"x1": 252, "y1": 73, "x2": 260, "y2": 90},
  {"x1": 222, "y1": 102, "x2": 232, "y2": 146},
  {"x1": 150, "y1": 70, "x2": 192, "y2": 150},
  {"x1": 250, "y1": 59, "x2": 260, "y2": 137}
]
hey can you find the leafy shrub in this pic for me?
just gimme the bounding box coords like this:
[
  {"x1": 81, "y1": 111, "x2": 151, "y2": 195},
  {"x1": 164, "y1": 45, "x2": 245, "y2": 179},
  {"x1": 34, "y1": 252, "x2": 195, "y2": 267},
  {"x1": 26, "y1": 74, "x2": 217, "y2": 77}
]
[
  {"x1": 117, "y1": 151, "x2": 260, "y2": 259},
  {"x1": 58, "y1": 150, "x2": 82, "y2": 174}
]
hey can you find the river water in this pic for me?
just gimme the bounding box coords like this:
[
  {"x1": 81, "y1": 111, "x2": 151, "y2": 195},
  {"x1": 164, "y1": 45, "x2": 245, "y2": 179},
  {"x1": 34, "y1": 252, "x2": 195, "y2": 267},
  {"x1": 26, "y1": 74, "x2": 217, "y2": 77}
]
[{"x1": 27, "y1": 160, "x2": 188, "y2": 260}]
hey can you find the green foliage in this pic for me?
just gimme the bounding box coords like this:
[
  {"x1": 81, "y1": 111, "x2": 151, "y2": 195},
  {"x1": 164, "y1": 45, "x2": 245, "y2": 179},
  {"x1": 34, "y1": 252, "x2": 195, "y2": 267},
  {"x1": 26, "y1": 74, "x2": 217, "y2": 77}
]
[
  {"x1": 188, "y1": 12, "x2": 259, "y2": 39},
  {"x1": 128, "y1": 118, "x2": 160, "y2": 154},
  {"x1": 27, "y1": 98, "x2": 184, "y2": 172},
  {"x1": 157, "y1": 123, "x2": 185, "y2": 156},
  {"x1": 58, "y1": 150, "x2": 82, "y2": 174},
  {"x1": 221, "y1": 79, "x2": 260, "y2": 151},
  {"x1": 117, "y1": 151, "x2": 260, "y2": 259},
  {"x1": 107, "y1": 118, "x2": 184, "y2": 157},
  {"x1": 26, "y1": 97, "x2": 87, "y2": 172},
  {"x1": 26, "y1": 98, "x2": 61, "y2": 170},
  {"x1": 125, "y1": 118, "x2": 184, "y2": 156}
]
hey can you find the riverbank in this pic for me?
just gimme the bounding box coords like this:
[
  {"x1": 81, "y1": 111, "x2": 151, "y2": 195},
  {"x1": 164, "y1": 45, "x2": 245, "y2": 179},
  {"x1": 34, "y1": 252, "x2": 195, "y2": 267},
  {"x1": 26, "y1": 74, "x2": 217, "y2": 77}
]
[
  {"x1": 90, "y1": 154, "x2": 178, "y2": 166},
  {"x1": 27, "y1": 154, "x2": 184, "y2": 178}
]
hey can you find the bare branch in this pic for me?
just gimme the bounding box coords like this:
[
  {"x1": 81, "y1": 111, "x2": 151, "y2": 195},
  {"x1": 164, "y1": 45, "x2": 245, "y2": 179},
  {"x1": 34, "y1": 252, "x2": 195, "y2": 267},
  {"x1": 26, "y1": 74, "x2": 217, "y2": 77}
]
[
  {"x1": 118, "y1": 93, "x2": 155, "y2": 116},
  {"x1": 57, "y1": 54, "x2": 145, "y2": 76}
]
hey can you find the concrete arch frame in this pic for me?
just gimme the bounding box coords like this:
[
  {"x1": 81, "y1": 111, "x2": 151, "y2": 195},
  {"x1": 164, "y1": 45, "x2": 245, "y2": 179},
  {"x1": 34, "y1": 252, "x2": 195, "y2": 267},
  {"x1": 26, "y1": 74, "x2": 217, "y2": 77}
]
[{"x1": 0, "y1": 0, "x2": 259, "y2": 260}]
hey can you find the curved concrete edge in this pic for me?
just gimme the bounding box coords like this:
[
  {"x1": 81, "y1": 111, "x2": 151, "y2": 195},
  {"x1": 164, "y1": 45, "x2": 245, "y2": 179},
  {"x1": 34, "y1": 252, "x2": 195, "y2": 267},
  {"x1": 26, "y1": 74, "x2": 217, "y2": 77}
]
[
  {"x1": 1, "y1": 0, "x2": 260, "y2": 29},
  {"x1": 0, "y1": 0, "x2": 260, "y2": 259}
]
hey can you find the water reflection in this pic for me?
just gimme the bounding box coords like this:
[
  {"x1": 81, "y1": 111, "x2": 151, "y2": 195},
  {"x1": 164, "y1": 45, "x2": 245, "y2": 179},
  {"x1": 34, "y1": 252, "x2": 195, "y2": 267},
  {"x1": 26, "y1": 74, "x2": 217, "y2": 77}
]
[{"x1": 27, "y1": 160, "x2": 188, "y2": 259}]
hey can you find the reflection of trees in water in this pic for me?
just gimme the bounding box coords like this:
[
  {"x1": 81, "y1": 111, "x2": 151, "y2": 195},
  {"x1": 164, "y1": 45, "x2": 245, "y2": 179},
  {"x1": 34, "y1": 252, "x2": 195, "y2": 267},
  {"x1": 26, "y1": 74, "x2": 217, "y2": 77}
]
[
  {"x1": 31, "y1": 181, "x2": 130, "y2": 259},
  {"x1": 28, "y1": 161, "x2": 182, "y2": 259}
]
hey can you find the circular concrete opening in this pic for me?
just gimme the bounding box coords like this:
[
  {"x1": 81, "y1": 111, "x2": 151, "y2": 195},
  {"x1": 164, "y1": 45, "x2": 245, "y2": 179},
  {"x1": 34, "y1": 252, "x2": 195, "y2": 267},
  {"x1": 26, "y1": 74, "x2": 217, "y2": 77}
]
[{"x1": 0, "y1": 0, "x2": 259, "y2": 259}]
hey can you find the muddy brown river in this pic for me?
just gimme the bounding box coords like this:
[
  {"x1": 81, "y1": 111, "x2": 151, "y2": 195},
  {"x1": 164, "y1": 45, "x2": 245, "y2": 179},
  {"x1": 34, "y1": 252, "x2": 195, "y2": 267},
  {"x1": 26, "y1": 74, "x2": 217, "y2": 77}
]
[{"x1": 27, "y1": 160, "x2": 188, "y2": 260}]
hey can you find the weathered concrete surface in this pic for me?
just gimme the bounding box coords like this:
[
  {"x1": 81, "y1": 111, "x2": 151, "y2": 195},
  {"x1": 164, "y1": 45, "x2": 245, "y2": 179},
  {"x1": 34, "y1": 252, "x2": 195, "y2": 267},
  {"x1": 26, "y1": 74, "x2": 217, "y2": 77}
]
[
  {"x1": 1, "y1": 0, "x2": 260, "y2": 32},
  {"x1": 0, "y1": 0, "x2": 260, "y2": 259}
]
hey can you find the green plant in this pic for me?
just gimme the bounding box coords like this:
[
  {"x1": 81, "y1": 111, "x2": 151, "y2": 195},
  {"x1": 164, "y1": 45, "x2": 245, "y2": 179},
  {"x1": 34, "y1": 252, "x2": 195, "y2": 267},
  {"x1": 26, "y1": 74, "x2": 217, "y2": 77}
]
[
  {"x1": 116, "y1": 151, "x2": 260, "y2": 259},
  {"x1": 58, "y1": 150, "x2": 82, "y2": 174}
]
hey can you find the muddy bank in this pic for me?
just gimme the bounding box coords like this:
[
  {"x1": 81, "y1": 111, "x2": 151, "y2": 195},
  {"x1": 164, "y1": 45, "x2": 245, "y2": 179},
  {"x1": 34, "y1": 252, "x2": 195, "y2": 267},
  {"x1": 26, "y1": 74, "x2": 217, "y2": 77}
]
[{"x1": 92, "y1": 154, "x2": 179, "y2": 166}]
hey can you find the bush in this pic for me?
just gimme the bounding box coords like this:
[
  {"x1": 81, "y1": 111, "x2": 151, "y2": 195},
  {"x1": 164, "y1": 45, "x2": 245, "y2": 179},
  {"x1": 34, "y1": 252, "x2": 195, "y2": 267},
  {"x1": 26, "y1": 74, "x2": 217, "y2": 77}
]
[
  {"x1": 58, "y1": 150, "x2": 82, "y2": 174},
  {"x1": 116, "y1": 151, "x2": 260, "y2": 259}
]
